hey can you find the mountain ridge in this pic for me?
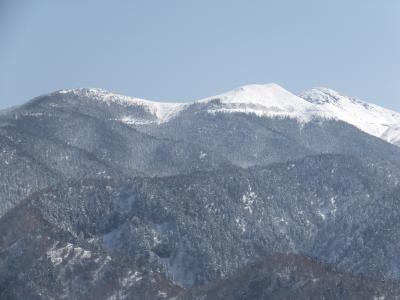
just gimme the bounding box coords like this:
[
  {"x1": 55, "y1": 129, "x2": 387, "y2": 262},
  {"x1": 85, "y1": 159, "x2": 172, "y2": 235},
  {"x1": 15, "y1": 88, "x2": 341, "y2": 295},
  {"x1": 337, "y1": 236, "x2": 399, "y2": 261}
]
[
  {"x1": 300, "y1": 87, "x2": 400, "y2": 146},
  {"x1": 20, "y1": 83, "x2": 400, "y2": 146},
  {"x1": 1, "y1": 83, "x2": 400, "y2": 299}
]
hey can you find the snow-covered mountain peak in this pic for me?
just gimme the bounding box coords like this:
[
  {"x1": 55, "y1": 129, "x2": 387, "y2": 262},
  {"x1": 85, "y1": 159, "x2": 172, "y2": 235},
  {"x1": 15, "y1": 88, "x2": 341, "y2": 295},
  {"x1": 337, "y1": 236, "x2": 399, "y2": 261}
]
[
  {"x1": 54, "y1": 88, "x2": 187, "y2": 124},
  {"x1": 197, "y1": 83, "x2": 326, "y2": 121},
  {"x1": 300, "y1": 87, "x2": 345, "y2": 105},
  {"x1": 57, "y1": 87, "x2": 171, "y2": 106},
  {"x1": 196, "y1": 84, "x2": 400, "y2": 146},
  {"x1": 300, "y1": 87, "x2": 370, "y2": 107},
  {"x1": 202, "y1": 83, "x2": 305, "y2": 106},
  {"x1": 300, "y1": 87, "x2": 400, "y2": 146}
]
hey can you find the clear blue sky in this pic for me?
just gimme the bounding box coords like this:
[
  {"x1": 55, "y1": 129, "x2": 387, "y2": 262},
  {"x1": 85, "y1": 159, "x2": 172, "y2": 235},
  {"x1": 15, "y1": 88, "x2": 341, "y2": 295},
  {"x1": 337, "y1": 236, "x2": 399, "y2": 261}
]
[{"x1": 1, "y1": 0, "x2": 399, "y2": 111}]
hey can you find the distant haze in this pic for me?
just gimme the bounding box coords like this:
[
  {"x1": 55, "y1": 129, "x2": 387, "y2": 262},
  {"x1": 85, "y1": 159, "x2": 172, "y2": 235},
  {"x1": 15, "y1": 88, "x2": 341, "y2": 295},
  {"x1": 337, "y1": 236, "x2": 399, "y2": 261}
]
[{"x1": 0, "y1": 0, "x2": 399, "y2": 111}]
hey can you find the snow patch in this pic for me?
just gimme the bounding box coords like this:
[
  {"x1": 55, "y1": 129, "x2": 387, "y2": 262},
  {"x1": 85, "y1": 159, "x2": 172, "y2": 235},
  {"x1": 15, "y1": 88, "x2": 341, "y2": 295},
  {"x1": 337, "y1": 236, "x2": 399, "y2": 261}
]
[
  {"x1": 317, "y1": 210, "x2": 326, "y2": 221},
  {"x1": 235, "y1": 217, "x2": 246, "y2": 233},
  {"x1": 121, "y1": 270, "x2": 143, "y2": 288},
  {"x1": 242, "y1": 186, "x2": 257, "y2": 214},
  {"x1": 157, "y1": 291, "x2": 168, "y2": 298},
  {"x1": 199, "y1": 151, "x2": 207, "y2": 159},
  {"x1": 47, "y1": 242, "x2": 92, "y2": 266}
]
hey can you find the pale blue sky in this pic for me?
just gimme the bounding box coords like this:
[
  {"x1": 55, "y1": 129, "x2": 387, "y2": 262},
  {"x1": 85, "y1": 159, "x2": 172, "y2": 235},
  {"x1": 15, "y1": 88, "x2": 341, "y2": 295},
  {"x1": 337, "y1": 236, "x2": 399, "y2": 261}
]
[{"x1": 0, "y1": 0, "x2": 399, "y2": 111}]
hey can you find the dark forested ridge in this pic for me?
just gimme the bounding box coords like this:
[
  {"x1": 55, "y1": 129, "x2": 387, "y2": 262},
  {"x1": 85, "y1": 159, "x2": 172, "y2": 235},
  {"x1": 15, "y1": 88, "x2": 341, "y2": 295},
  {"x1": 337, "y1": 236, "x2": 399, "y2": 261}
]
[
  {"x1": 0, "y1": 88, "x2": 400, "y2": 299},
  {"x1": 184, "y1": 254, "x2": 400, "y2": 300}
]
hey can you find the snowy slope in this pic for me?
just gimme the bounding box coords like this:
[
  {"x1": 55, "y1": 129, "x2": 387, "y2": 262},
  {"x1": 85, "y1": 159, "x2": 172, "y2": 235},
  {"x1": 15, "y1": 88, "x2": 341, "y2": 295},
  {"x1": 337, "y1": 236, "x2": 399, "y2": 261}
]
[
  {"x1": 197, "y1": 83, "x2": 330, "y2": 122},
  {"x1": 300, "y1": 87, "x2": 400, "y2": 147},
  {"x1": 195, "y1": 83, "x2": 400, "y2": 147},
  {"x1": 57, "y1": 88, "x2": 187, "y2": 124}
]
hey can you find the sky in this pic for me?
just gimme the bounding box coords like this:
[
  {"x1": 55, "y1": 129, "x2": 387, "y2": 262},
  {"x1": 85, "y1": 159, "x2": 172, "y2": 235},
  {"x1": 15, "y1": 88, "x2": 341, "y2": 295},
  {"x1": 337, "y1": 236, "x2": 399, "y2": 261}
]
[{"x1": 0, "y1": 0, "x2": 399, "y2": 111}]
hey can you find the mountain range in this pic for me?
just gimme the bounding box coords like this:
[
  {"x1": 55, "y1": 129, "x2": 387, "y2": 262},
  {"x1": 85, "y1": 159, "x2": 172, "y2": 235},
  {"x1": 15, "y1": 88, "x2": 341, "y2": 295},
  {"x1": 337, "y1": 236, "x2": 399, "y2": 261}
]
[{"x1": 0, "y1": 83, "x2": 399, "y2": 299}]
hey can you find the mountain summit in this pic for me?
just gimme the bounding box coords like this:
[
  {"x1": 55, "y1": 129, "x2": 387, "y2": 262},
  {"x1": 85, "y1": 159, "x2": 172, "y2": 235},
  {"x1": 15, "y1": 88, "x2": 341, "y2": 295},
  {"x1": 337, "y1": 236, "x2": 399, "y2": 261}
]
[
  {"x1": 200, "y1": 83, "x2": 400, "y2": 146},
  {"x1": 20, "y1": 83, "x2": 400, "y2": 147},
  {"x1": 300, "y1": 87, "x2": 400, "y2": 146},
  {"x1": 197, "y1": 83, "x2": 327, "y2": 121}
]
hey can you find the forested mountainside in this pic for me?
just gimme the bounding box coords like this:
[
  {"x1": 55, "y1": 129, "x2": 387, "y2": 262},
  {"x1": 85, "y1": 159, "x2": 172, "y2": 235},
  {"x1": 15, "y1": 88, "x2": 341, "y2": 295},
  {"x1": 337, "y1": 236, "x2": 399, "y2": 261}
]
[{"x1": 1, "y1": 84, "x2": 399, "y2": 299}]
